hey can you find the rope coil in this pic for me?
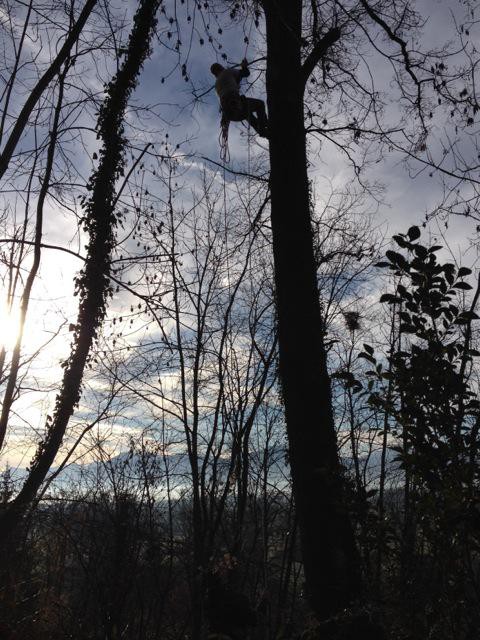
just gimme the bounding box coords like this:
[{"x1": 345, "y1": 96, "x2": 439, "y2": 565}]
[{"x1": 219, "y1": 113, "x2": 230, "y2": 163}]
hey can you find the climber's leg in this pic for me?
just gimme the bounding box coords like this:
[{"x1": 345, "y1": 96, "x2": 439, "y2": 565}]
[{"x1": 243, "y1": 97, "x2": 268, "y2": 137}]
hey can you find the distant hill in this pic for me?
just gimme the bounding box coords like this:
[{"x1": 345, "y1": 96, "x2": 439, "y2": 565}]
[{"x1": 4, "y1": 442, "x2": 400, "y2": 497}]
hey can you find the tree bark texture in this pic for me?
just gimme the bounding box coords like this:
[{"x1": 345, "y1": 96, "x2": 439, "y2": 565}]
[{"x1": 263, "y1": 0, "x2": 361, "y2": 621}]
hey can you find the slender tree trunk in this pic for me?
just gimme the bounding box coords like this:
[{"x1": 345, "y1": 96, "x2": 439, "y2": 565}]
[
  {"x1": 263, "y1": 0, "x2": 361, "y2": 622},
  {"x1": 0, "y1": 0, "x2": 98, "y2": 181},
  {"x1": 0, "y1": 0, "x2": 161, "y2": 544},
  {"x1": 0, "y1": 64, "x2": 68, "y2": 452}
]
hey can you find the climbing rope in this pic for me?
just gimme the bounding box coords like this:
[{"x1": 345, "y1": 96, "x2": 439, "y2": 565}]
[
  {"x1": 222, "y1": 162, "x2": 230, "y2": 292},
  {"x1": 247, "y1": 118, "x2": 251, "y2": 209},
  {"x1": 219, "y1": 113, "x2": 230, "y2": 163}
]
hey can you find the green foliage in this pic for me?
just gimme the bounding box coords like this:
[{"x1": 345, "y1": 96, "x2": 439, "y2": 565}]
[
  {"x1": 368, "y1": 228, "x2": 480, "y2": 497},
  {"x1": 343, "y1": 227, "x2": 480, "y2": 637},
  {"x1": 0, "y1": 467, "x2": 13, "y2": 503}
]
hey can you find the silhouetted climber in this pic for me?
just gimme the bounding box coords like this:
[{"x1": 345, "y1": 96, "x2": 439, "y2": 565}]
[{"x1": 211, "y1": 58, "x2": 268, "y2": 159}]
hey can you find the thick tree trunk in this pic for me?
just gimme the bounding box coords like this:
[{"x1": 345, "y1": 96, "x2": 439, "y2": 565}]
[{"x1": 263, "y1": 0, "x2": 361, "y2": 622}]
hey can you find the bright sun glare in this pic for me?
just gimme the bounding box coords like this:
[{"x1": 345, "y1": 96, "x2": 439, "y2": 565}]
[{"x1": 0, "y1": 301, "x2": 21, "y2": 351}]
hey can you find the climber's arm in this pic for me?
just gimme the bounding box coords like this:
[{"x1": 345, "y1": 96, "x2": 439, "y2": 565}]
[
  {"x1": 232, "y1": 59, "x2": 250, "y2": 85},
  {"x1": 239, "y1": 58, "x2": 250, "y2": 79}
]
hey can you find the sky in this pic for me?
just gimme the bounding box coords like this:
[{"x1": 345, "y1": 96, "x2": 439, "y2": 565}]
[{"x1": 1, "y1": 0, "x2": 480, "y2": 478}]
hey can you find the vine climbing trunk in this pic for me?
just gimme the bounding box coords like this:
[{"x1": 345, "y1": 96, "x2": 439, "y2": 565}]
[
  {"x1": 0, "y1": 0, "x2": 161, "y2": 546},
  {"x1": 262, "y1": 0, "x2": 361, "y2": 622}
]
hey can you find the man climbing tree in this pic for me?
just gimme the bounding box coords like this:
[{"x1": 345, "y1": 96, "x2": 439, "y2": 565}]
[
  {"x1": 211, "y1": 58, "x2": 268, "y2": 141},
  {"x1": 262, "y1": 1, "x2": 363, "y2": 628},
  {"x1": 207, "y1": 6, "x2": 372, "y2": 634},
  {"x1": 253, "y1": 0, "x2": 458, "y2": 634}
]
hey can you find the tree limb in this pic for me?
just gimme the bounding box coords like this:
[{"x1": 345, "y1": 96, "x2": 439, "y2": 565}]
[
  {"x1": 360, "y1": 0, "x2": 425, "y2": 127},
  {"x1": 0, "y1": 0, "x2": 97, "y2": 181},
  {"x1": 301, "y1": 27, "x2": 341, "y2": 88}
]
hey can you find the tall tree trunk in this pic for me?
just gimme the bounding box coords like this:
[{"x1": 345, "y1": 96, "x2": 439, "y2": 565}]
[
  {"x1": 0, "y1": 0, "x2": 161, "y2": 545},
  {"x1": 263, "y1": 0, "x2": 361, "y2": 622}
]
